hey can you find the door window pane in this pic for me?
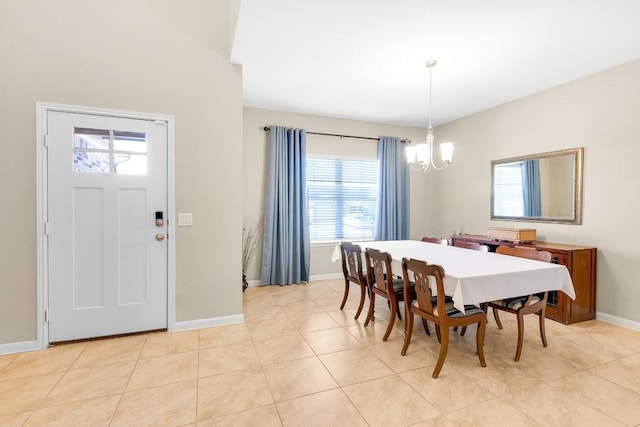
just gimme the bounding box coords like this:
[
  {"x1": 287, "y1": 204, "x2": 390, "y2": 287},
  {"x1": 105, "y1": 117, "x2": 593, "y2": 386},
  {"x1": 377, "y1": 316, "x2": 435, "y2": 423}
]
[
  {"x1": 74, "y1": 151, "x2": 110, "y2": 173},
  {"x1": 72, "y1": 128, "x2": 147, "y2": 175},
  {"x1": 74, "y1": 128, "x2": 109, "y2": 150},
  {"x1": 114, "y1": 131, "x2": 147, "y2": 153},
  {"x1": 114, "y1": 153, "x2": 147, "y2": 175}
]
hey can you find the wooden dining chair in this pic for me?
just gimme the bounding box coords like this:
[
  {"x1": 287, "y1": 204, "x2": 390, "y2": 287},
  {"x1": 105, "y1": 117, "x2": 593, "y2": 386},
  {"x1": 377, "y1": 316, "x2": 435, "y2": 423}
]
[
  {"x1": 339, "y1": 242, "x2": 368, "y2": 320},
  {"x1": 401, "y1": 257, "x2": 487, "y2": 378},
  {"x1": 454, "y1": 241, "x2": 489, "y2": 252},
  {"x1": 451, "y1": 240, "x2": 489, "y2": 335},
  {"x1": 421, "y1": 237, "x2": 448, "y2": 245},
  {"x1": 364, "y1": 248, "x2": 414, "y2": 341},
  {"x1": 487, "y1": 245, "x2": 552, "y2": 361}
]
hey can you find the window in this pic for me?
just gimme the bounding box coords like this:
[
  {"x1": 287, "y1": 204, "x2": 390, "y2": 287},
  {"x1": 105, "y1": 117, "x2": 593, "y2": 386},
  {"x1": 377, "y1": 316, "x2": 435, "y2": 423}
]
[
  {"x1": 307, "y1": 157, "x2": 378, "y2": 243},
  {"x1": 493, "y1": 163, "x2": 524, "y2": 216},
  {"x1": 73, "y1": 127, "x2": 147, "y2": 175}
]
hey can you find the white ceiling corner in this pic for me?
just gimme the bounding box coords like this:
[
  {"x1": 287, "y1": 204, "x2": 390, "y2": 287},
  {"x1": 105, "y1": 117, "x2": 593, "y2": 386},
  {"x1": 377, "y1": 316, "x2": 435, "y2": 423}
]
[{"x1": 232, "y1": 0, "x2": 640, "y2": 127}]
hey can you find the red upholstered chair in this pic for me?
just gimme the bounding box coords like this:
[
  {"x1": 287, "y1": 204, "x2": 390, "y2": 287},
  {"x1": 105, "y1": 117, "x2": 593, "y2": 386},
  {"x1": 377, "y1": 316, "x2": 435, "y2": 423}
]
[
  {"x1": 421, "y1": 237, "x2": 448, "y2": 245},
  {"x1": 401, "y1": 257, "x2": 487, "y2": 378},
  {"x1": 487, "y1": 245, "x2": 552, "y2": 361},
  {"x1": 454, "y1": 241, "x2": 489, "y2": 252},
  {"x1": 339, "y1": 242, "x2": 368, "y2": 320}
]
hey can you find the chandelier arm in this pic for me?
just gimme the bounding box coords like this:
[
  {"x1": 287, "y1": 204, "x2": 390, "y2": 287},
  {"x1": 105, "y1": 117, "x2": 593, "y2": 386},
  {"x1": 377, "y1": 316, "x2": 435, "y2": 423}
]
[{"x1": 430, "y1": 136, "x2": 450, "y2": 170}]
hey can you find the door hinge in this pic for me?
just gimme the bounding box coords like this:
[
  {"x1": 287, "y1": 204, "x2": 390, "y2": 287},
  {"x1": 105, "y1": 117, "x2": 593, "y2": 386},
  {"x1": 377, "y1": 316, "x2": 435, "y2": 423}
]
[
  {"x1": 44, "y1": 310, "x2": 48, "y2": 323},
  {"x1": 44, "y1": 222, "x2": 49, "y2": 235},
  {"x1": 44, "y1": 134, "x2": 49, "y2": 147}
]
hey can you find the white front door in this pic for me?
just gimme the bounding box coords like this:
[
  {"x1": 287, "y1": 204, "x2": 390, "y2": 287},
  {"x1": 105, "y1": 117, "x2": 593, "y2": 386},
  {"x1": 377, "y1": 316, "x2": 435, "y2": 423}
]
[{"x1": 47, "y1": 110, "x2": 168, "y2": 342}]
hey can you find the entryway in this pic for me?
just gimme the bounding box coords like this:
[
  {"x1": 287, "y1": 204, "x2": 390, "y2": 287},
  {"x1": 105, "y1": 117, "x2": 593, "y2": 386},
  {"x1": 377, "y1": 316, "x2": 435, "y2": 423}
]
[{"x1": 38, "y1": 104, "x2": 174, "y2": 344}]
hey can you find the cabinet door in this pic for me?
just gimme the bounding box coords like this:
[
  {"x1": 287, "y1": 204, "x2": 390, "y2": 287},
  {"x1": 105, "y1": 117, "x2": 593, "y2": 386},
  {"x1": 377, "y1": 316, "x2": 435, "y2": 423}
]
[
  {"x1": 543, "y1": 250, "x2": 569, "y2": 323},
  {"x1": 568, "y1": 250, "x2": 596, "y2": 319},
  {"x1": 545, "y1": 290, "x2": 568, "y2": 323}
]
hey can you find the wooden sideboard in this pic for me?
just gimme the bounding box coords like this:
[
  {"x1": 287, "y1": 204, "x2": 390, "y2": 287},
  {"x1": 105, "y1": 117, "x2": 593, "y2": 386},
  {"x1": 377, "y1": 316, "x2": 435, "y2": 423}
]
[{"x1": 450, "y1": 234, "x2": 597, "y2": 325}]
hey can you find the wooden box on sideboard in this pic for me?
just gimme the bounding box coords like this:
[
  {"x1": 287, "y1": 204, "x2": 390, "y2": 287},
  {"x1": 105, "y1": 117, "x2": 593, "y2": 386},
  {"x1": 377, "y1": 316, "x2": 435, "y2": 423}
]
[{"x1": 451, "y1": 234, "x2": 597, "y2": 324}]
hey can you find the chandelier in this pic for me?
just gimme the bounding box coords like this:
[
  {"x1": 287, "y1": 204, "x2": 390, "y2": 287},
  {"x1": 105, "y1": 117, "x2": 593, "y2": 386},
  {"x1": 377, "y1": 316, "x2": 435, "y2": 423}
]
[{"x1": 406, "y1": 60, "x2": 454, "y2": 170}]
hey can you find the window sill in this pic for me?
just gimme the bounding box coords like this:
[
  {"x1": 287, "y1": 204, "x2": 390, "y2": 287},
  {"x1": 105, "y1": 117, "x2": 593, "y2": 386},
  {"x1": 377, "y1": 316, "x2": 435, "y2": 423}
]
[{"x1": 311, "y1": 239, "x2": 374, "y2": 248}]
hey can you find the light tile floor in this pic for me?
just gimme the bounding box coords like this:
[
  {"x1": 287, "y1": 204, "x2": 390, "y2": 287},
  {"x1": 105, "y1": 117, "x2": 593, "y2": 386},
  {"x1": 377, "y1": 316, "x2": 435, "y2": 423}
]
[{"x1": 1, "y1": 279, "x2": 640, "y2": 426}]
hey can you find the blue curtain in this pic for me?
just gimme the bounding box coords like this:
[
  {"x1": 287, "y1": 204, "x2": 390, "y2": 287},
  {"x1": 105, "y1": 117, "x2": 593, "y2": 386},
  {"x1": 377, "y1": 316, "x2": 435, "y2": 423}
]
[
  {"x1": 522, "y1": 159, "x2": 542, "y2": 217},
  {"x1": 261, "y1": 126, "x2": 310, "y2": 285},
  {"x1": 375, "y1": 136, "x2": 410, "y2": 240}
]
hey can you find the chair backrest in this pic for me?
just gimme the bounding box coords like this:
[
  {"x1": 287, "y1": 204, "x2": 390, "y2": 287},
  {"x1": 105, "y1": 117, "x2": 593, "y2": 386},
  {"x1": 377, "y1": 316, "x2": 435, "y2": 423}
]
[
  {"x1": 454, "y1": 241, "x2": 489, "y2": 252},
  {"x1": 496, "y1": 245, "x2": 552, "y2": 263},
  {"x1": 364, "y1": 248, "x2": 393, "y2": 295},
  {"x1": 340, "y1": 242, "x2": 365, "y2": 283},
  {"x1": 421, "y1": 237, "x2": 448, "y2": 245},
  {"x1": 401, "y1": 257, "x2": 447, "y2": 315}
]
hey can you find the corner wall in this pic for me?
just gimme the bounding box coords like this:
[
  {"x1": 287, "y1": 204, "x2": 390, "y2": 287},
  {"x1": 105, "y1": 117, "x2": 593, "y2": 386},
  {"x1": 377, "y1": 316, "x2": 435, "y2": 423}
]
[
  {"x1": 434, "y1": 59, "x2": 640, "y2": 323},
  {"x1": 0, "y1": 0, "x2": 243, "y2": 344}
]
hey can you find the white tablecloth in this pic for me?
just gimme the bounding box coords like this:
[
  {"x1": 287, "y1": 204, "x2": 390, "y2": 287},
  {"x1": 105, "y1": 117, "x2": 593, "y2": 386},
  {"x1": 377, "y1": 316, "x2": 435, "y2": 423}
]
[{"x1": 331, "y1": 240, "x2": 575, "y2": 313}]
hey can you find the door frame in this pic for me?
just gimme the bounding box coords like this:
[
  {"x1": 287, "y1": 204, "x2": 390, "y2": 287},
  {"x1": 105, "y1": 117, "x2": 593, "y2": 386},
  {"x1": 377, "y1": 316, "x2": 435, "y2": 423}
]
[{"x1": 36, "y1": 102, "x2": 176, "y2": 348}]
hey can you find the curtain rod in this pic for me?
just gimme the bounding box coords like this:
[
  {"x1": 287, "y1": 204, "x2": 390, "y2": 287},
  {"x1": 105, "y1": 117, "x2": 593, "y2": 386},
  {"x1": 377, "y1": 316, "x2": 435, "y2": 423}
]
[{"x1": 263, "y1": 126, "x2": 410, "y2": 143}]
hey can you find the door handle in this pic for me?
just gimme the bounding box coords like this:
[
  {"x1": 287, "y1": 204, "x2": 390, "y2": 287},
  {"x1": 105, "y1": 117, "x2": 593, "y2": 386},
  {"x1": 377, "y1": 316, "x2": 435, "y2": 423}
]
[
  {"x1": 155, "y1": 211, "x2": 164, "y2": 227},
  {"x1": 155, "y1": 233, "x2": 165, "y2": 241}
]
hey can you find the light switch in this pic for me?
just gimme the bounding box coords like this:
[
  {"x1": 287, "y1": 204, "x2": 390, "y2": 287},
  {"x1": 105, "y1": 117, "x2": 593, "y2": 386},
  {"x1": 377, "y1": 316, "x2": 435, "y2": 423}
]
[{"x1": 178, "y1": 213, "x2": 193, "y2": 227}]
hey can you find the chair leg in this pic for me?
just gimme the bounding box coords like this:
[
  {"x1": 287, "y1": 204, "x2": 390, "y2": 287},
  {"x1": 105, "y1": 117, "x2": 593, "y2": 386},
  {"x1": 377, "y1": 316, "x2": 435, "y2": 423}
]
[
  {"x1": 354, "y1": 282, "x2": 366, "y2": 319},
  {"x1": 432, "y1": 326, "x2": 450, "y2": 378},
  {"x1": 435, "y1": 324, "x2": 442, "y2": 344},
  {"x1": 539, "y1": 311, "x2": 548, "y2": 347},
  {"x1": 339, "y1": 279, "x2": 349, "y2": 310},
  {"x1": 421, "y1": 318, "x2": 431, "y2": 336},
  {"x1": 401, "y1": 312, "x2": 414, "y2": 355},
  {"x1": 476, "y1": 320, "x2": 487, "y2": 368},
  {"x1": 395, "y1": 303, "x2": 402, "y2": 320},
  {"x1": 514, "y1": 311, "x2": 525, "y2": 362},
  {"x1": 460, "y1": 326, "x2": 467, "y2": 336},
  {"x1": 364, "y1": 292, "x2": 375, "y2": 327},
  {"x1": 383, "y1": 302, "x2": 396, "y2": 341},
  {"x1": 493, "y1": 307, "x2": 503, "y2": 329}
]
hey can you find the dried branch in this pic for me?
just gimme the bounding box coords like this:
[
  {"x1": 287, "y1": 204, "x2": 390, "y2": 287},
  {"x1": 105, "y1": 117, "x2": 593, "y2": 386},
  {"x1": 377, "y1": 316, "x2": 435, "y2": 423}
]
[{"x1": 242, "y1": 218, "x2": 262, "y2": 274}]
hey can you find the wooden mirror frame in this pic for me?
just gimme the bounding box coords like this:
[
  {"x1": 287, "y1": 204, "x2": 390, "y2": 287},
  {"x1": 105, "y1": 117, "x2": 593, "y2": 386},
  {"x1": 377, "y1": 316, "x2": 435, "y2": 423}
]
[{"x1": 491, "y1": 147, "x2": 583, "y2": 224}]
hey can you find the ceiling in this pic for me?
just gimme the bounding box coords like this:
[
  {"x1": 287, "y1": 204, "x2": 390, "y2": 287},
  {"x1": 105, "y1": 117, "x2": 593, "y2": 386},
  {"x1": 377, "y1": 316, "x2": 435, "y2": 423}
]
[{"x1": 231, "y1": 0, "x2": 640, "y2": 127}]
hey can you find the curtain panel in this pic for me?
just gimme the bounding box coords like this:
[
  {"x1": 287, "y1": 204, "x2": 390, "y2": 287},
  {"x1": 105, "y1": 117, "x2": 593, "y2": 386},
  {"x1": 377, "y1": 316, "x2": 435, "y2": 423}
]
[
  {"x1": 375, "y1": 136, "x2": 410, "y2": 240},
  {"x1": 261, "y1": 126, "x2": 310, "y2": 285},
  {"x1": 522, "y1": 159, "x2": 542, "y2": 217}
]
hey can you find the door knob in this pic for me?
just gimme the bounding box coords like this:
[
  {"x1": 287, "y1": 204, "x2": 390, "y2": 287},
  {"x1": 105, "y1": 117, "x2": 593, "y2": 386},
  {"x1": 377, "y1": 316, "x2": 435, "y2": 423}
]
[{"x1": 155, "y1": 233, "x2": 165, "y2": 241}]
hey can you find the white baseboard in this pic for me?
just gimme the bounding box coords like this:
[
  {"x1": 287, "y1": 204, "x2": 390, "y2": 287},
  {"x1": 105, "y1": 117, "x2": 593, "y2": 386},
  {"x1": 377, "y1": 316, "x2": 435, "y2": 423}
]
[
  {"x1": 309, "y1": 273, "x2": 342, "y2": 281},
  {"x1": 596, "y1": 312, "x2": 640, "y2": 331},
  {"x1": 0, "y1": 340, "x2": 39, "y2": 356},
  {"x1": 173, "y1": 314, "x2": 244, "y2": 331},
  {"x1": 245, "y1": 273, "x2": 342, "y2": 288},
  {"x1": 246, "y1": 279, "x2": 261, "y2": 287}
]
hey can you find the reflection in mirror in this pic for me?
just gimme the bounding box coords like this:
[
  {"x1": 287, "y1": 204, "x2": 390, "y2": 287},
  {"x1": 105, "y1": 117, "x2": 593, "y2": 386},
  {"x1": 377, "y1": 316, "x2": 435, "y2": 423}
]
[{"x1": 491, "y1": 148, "x2": 583, "y2": 224}]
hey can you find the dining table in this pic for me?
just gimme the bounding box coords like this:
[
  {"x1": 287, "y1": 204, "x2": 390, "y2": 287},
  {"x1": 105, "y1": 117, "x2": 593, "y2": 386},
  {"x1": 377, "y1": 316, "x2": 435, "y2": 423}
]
[{"x1": 331, "y1": 239, "x2": 575, "y2": 313}]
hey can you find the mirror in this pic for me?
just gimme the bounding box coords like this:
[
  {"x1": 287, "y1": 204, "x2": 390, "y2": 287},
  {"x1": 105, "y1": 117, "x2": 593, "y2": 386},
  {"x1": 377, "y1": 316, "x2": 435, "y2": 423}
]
[{"x1": 491, "y1": 147, "x2": 583, "y2": 224}]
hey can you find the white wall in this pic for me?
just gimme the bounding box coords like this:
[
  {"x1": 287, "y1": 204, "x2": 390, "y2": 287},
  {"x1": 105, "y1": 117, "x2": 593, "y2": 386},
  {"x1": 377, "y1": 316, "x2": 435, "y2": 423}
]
[
  {"x1": 242, "y1": 108, "x2": 439, "y2": 281},
  {"x1": 434, "y1": 59, "x2": 640, "y2": 323},
  {"x1": 0, "y1": 0, "x2": 243, "y2": 344}
]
